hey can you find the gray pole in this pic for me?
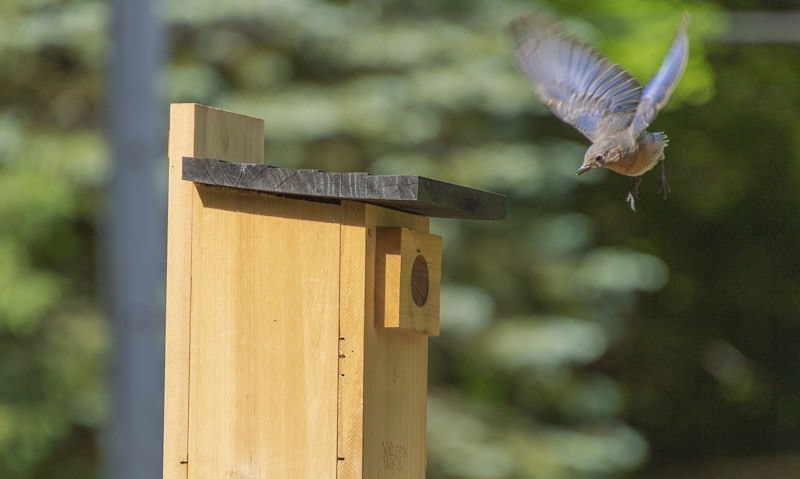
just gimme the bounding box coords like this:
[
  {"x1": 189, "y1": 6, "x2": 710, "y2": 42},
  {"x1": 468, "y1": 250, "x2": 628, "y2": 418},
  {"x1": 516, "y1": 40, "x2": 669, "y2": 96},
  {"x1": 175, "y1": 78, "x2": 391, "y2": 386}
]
[{"x1": 105, "y1": 0, "x2": 164, "y2": 477}]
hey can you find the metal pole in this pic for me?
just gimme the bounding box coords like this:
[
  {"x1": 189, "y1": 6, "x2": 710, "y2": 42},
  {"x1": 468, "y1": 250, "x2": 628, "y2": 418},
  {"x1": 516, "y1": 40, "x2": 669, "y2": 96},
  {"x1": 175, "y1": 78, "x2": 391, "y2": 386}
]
[{"x1": 105, "y1": 0, "x2": 164, "y2": 476}]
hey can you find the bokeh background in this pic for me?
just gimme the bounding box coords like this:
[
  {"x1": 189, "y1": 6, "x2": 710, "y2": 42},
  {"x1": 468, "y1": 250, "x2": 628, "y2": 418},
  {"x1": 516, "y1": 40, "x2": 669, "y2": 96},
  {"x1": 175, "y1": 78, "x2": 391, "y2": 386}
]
[{"x1": 2, "y1": 0, "x2": 800, "y2": 477}]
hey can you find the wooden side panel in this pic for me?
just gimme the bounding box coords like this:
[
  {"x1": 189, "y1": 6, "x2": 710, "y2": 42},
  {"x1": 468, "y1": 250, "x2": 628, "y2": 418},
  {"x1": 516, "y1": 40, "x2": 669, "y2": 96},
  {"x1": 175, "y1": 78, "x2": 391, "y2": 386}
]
[
  {"x1": 188, "y1": 187, "x2": 340, "y2": 478},
  {"x1": 164, "y1": 103, "x2": 264, "y2": 479},
  {"x1": 337, "y1": 201, "x2": 430, "y2": 479}
]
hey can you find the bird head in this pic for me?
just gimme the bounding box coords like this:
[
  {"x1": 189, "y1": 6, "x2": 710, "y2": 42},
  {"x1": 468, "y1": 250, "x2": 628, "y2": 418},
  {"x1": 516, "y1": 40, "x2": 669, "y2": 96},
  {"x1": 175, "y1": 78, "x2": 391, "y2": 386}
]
[{"x1": 577, "y1": 141, "x2": 624, "y2": 175}]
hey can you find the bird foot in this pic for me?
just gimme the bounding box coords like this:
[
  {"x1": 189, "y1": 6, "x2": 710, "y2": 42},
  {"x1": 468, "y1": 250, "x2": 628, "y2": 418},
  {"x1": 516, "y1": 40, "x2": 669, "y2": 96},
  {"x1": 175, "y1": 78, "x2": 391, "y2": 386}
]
[
  {"x1": 657, "y1": 161, "x2": 670, "y2": 200},
  {"x1": 626, "y1": 177, "x2": 642, "y2": 212}
]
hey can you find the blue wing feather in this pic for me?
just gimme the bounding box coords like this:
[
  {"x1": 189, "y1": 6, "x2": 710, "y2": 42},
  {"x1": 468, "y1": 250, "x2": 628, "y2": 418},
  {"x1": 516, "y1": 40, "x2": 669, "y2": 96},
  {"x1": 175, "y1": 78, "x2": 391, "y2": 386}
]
[
  {"x1": 510, "y1": 14, "x2": 642, "y2": 142},
  {"x1": 632, "y1": 14, "x2": 690, "y2": 135}
]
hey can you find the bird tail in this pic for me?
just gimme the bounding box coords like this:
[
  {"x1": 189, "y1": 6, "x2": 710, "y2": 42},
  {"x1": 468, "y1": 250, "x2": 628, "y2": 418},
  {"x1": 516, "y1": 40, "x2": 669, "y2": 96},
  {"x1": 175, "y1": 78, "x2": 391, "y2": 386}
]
[{"x1": 652, "y1": 131, "x2": 669, "y2": 146}]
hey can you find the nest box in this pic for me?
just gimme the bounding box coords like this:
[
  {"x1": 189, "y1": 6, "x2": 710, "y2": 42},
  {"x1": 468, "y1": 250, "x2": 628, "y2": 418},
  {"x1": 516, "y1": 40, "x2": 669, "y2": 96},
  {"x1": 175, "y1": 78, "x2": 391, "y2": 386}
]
[{"x1": 163, "y1": 104, "x2": 505, "y2": 479}]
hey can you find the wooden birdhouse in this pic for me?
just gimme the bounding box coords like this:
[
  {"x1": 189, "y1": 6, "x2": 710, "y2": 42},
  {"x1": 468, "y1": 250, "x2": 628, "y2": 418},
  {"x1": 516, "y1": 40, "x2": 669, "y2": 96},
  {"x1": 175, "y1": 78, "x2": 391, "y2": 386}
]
[{"x1": 163, "y1": 103, "x2": 505, "y2": 479}]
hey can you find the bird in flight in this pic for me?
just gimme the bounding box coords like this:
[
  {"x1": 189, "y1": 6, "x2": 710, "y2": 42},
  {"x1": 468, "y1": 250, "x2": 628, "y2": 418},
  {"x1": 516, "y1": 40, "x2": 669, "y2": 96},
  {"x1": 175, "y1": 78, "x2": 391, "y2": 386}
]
[{"x1": 510, "y1": 13, "x2": 689, "y2": 211}]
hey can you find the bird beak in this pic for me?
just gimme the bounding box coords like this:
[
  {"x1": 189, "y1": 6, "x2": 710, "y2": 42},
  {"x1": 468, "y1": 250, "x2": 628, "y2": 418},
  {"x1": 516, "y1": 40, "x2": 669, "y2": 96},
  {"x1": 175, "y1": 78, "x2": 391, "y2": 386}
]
[{"x1": 576, "y1": 164, "x2": 592, "y2": 175}]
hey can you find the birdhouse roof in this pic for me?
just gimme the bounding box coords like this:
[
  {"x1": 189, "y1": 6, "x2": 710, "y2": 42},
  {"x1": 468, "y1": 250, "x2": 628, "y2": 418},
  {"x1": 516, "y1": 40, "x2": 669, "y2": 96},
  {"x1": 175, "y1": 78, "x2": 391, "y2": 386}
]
[{"x1": 182, "y1": 157, "x2": 506, "y2": 220}]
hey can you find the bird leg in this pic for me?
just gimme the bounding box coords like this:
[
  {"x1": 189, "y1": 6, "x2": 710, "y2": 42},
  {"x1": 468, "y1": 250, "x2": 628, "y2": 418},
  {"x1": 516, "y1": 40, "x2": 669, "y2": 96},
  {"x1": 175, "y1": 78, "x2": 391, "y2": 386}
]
[
  {"x1": 657, "y1": 160, "x2": 670, "y2": 200},
  {"x1": 626, "y1": 176, "x2": 642, "y2": 212}
]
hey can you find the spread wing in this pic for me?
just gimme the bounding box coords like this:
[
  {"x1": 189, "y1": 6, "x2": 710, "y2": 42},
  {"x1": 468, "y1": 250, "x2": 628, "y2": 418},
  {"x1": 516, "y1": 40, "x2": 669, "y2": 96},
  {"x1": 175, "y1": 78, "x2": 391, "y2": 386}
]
[
  {"x1": 632, "y1": 14, "x2": 690, "y2": 135},
  {"x1": 510, "y1": 13, "x2": 642, "y2": 142}
]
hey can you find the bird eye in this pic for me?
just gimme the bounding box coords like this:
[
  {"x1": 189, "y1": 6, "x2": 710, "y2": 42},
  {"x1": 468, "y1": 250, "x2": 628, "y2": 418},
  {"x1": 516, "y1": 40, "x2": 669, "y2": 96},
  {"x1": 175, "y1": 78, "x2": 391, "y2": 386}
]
[{"x1": 594, "y1": 154, "x2": 604, "y2": 163}]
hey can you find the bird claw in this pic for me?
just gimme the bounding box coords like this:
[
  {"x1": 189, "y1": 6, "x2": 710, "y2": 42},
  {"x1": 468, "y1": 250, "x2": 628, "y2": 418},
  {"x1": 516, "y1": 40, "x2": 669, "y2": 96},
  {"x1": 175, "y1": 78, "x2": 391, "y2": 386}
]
[
  {"x1": 626, "y1": 177, "x2": 642, "y2": 212},
  {"x1": 658, "y1": 161, "x2": 670, "y2": 200},
  {"x1": 626, "y1": 193, "x2": 636, "y2": 212}
]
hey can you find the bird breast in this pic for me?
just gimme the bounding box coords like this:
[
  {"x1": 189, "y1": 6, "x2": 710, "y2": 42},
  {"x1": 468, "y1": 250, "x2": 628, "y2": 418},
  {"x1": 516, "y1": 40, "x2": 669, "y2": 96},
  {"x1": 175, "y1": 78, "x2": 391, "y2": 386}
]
[{"x1": 604, "y1": 133, "x2": 667, "y2": 177}]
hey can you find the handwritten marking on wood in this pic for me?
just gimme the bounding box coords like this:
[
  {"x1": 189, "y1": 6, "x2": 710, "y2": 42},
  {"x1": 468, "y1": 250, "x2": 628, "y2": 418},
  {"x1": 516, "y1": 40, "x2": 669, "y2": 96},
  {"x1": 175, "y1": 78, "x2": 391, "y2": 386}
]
[{"x1": 382, "y1": 441, "x2": 409, "y2": 474}]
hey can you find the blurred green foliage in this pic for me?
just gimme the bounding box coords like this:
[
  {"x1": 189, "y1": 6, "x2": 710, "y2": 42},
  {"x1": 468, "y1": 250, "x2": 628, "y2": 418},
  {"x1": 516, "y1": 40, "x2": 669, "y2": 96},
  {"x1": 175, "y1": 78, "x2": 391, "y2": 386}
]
[
  {"x1": 0, "y1": 1, "x2": 108, "y2": 477},
  {"x1": 2, "y1": 0, "x2": 800, "y2": 477}
]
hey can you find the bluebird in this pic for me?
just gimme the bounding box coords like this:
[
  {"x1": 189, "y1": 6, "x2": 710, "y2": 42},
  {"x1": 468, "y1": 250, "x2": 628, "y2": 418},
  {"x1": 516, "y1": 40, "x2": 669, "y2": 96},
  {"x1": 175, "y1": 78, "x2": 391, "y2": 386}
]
[{"x1": 510, "y1": 13, "x2": 689, "y2": 211}]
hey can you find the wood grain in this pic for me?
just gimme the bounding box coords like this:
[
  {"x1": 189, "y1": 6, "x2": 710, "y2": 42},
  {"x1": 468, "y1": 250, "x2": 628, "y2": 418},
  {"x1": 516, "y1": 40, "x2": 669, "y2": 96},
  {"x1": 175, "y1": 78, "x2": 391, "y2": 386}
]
[
  {"x1": 364, "y1": 205, "x2": 430, "y2": 479},
  {"x1": 164, "y1": 104, "x2": 264, "y2": 479},
  {"x1": 337, "y1": 203, "x2": 430, "y2": 478},
  {"x1": 375, "y1": 227, "x2": 442, "y2": 336},
  {"x1": 182, "y1": 157, "x2": 507, "y2": 220},
  {"x1": 337, "y1": 201, "x2": 369, "y2": 479},
  {"x1": 188, "y1": 187, "x2": 340, "y2": 478},
  {"x1": 169, "y1": 104, "x2": 441, "y2": 478}
]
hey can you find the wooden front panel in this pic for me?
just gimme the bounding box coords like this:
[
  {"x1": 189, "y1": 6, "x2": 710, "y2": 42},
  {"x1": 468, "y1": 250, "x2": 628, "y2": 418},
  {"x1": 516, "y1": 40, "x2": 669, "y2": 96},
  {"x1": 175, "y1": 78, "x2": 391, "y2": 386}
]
[
  {"x1": 188, "y1": 187, "x2": 341, "y2": 479},
  {"x1": 165, "y1": 103, "x2": 264, "y2": 479}
]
